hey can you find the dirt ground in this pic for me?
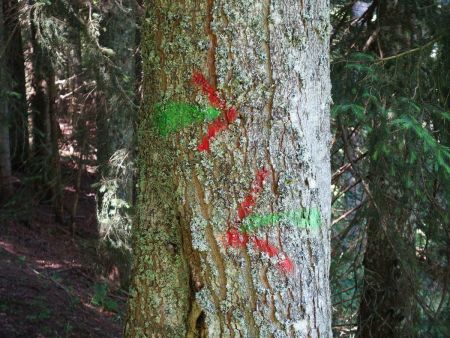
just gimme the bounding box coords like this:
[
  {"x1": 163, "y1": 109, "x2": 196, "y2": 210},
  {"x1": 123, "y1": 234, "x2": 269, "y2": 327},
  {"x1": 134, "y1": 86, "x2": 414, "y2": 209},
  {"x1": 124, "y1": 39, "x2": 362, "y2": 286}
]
[{"x1": 0, "y1": 168, "x2": 127, "y2": 337}]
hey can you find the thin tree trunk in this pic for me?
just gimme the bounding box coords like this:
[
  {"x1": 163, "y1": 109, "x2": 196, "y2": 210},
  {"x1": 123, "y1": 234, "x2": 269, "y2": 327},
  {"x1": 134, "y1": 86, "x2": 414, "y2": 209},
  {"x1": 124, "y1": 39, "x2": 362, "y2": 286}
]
[
  {"x1": 71, "y1": 118, "x2": 87, "y2": 235},
  {"x1": 29, "y1": 1, "x2": 51, "y2": 164},
  {"x1": 0, "y1": 0, "x2": 13, "y2": 202},
  {"x1": 29, "y1": 0, "x2": 62, "y2": 218},
  {"x1": 48, "y1": 73, "x2": 63, "y2": 222},
  {"x1": 3, "y1": 0, "x2": 29, "y2": 169},
  {"x1": 358, "y1": 211, "x2": 416, "y2": 337},
  {"x1": 65, "y1": 2, "x2": 84, "y2": 227},
  {"x1": 126, "y1": 1, "x2": 332, "y2": 336}
]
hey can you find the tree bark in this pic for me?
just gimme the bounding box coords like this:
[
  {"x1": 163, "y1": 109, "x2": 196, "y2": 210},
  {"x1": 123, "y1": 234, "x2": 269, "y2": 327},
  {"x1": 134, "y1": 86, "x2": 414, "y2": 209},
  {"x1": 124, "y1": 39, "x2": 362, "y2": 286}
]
[
  {"x1": 0, "y1": 0, "x2": 13, "y2": 201},
  {"x1": 3, "y1": 0, "x2": 29, "y2": 169},
  {"x1": 126, "y1": 1, "x2": 332, "y2": 337},
  {"x1": 29, "y1": 1, "x2": 52, "y2": 163},
  {"x1": 358, "y1": 202, "x2": 416, "y2": 337},
  {"x1": 29, "y1": 0, "x2": 62, "y2": 216}
]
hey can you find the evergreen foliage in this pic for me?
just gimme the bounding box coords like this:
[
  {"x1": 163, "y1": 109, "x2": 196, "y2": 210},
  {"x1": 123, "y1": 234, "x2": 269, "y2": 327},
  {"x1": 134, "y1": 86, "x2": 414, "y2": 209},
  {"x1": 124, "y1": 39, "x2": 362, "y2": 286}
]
[{"x1": 330, "y1": 1, "x2": 449, "y2": 336}]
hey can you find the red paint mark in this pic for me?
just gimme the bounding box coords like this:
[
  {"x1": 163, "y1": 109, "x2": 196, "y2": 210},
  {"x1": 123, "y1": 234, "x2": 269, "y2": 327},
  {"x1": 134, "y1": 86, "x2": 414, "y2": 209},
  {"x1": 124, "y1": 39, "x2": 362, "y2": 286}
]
[
  {"x1": 225, "y1": 106, "x2": 238, "y2": 123},
  {"x1": 225, "y1": 228, "x2": 249, "y2": 248},
  {"x1": 237, "y1": 168, "x2": 269, "y2": 220},
  {"x1": 278, "y1": 257, "x2": 295, "y2": 273},
  {"x1": 192, "y1": 71, "x2": 238, "y2": 152},
  {"x1": 223, "y1": 230, "x2": 294, "y2": 274},
  {"x1": 193, "y1": 71, "x2": 225, "y2": 110},
  {"x1": 198, "y1": 118, "x2": 228, "y2": 152},
  {"x1": 191, "y1": 73, "x2": 295, "y2": 275},
  {"x1": 221, "y1": 167, "x2": 294, "y2": 274},
  {"x1": 252, "y1": 237, "x2": 279, "y2": 257}
]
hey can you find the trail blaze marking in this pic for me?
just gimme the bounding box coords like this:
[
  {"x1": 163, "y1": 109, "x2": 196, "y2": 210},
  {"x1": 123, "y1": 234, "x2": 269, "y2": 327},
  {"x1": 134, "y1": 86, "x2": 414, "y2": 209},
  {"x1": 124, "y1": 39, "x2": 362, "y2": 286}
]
[
  {"x1": 153, "y1": 101, "x2": 220, "y2": 136},
  {"x1": 189, "y1": 71, "x2": 298, "y2": 274},
  {"x1": 237, "y1": 168, "x2": 269, "y2": 220},
  {"x1": 155, "y1": 70, "x2": 313, "y2": 275},
  {"x1": 223, "y1": 168, "x2": 295, "y2": 274},
  {"x1": 192, "y1": 71, "x2": 238, "y2": 152},
  {"x1": 240, "y1": 208, "x2": 321, "y2": 233},
  {"x1": 225, "y1": 228, "x2": 249, "y2": 248}
]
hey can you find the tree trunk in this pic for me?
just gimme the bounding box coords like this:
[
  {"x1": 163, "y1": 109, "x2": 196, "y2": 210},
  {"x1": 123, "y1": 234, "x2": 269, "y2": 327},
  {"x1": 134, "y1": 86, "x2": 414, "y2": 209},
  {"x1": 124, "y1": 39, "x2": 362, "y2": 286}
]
[
  {"x1": 29, "y1": 0, "x2": 62, "y2": 216},
  {"x1": 48, "y1": 72, "x2": 63, "y2": 222},
  {"x1": 0, "y1": 0, "x2": 13, "y2": 201},
  {"x1": 126, "y1": 1, "x2": 332, "y2": 337},
  {"x1": 29, "y1": 1, "x2": 51, "y2": 164},
  {"x1": 358, "y1": 203, "x2": 416, "y2": 337},
  {"x1": 3, "y1": 0, "x2": 29, "y2": 170},
  {"x1": 96, "y1": 0, "x2": 137, "y2": 287}
]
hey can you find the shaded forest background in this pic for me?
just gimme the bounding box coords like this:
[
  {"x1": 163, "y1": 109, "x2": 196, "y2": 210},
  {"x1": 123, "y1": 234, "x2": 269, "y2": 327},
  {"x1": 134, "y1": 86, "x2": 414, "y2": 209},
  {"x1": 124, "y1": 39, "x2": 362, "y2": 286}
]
[{"x1": 0, "y1": 0, "x2": 448, "y2": 337}]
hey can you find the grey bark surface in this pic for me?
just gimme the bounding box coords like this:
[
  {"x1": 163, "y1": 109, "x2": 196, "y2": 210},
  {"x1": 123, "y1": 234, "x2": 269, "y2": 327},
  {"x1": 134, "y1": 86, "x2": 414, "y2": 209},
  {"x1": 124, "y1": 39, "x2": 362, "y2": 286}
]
[{"x1": 126, "y1": 1, "x2": 332, "y2": 337}]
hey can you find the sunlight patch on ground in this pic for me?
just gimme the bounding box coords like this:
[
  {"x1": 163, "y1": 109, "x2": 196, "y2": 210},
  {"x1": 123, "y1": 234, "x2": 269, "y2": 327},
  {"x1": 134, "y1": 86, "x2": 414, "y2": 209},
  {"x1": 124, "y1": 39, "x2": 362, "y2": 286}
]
[{"x1": 0, "y1": 240, "x2": 17, "y2": 255}]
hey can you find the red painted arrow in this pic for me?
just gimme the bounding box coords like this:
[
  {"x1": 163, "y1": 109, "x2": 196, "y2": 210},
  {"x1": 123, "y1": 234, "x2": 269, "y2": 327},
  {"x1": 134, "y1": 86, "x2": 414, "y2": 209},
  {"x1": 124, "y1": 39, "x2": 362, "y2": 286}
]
[
  {"x1": 224, "y1": 168, "x2": 295, "y2": 274},
  {"x1": 192, "y1": 71, "x2": 238, "y2": 152}
]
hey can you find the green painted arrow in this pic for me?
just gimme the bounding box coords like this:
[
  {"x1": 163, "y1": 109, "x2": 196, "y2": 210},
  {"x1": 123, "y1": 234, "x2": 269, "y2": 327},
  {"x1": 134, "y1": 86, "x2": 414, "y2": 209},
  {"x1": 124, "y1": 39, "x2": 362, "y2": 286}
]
[
  {"x1": 153, "y1": 101, "x2": 220, "y2": 136},
  {"x1": 240, "y1": 208, "x2": 321, "y2": 233}
]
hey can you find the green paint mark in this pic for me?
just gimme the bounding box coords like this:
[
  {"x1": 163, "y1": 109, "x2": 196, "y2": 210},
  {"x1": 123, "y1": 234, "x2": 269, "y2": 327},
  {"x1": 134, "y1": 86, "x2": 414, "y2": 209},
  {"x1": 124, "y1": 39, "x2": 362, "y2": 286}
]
[
  {"x1": 153, "y1": 102, "x2": 220, "y2": 136},
  {"x1": 240, "y1": 208, "x2": 321, "y2": 233}
]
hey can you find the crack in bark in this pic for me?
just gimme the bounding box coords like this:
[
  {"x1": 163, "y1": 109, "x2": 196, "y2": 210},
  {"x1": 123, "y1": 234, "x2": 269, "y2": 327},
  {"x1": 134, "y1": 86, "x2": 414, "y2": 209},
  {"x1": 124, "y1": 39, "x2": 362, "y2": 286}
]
[
  {"x1": 206, "y1": 0, "x2": 218, "y2": 88},
  {"x1": 191, "y1": 170, "x2": 228, "y2": 301}
]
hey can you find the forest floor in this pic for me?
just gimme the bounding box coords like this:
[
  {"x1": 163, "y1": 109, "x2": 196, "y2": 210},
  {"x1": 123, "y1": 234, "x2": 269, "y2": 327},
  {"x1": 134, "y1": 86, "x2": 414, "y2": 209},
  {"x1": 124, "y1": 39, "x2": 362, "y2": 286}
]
[
  {"x1": 0, "y1": 122, "x2": 127, "y2": 337},
  {"x1": 0, "y1": 175, "x2": 127, "y2": 337}
]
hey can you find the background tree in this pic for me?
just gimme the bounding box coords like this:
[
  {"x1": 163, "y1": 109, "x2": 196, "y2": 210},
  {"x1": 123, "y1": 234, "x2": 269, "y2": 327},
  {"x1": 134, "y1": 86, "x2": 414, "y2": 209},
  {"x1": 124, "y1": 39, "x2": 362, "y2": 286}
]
[
  {"x1": 28, "y1": 0, "x2": 63, "y2": 220},
  {"x1": 330, "y1": 0, "x2": 450, "y2": 336},
  {"x1": 0, "y1": 0, "x2": 13, "y2": 202},
  {"x1": 126, "y1": 0, "x2": 332, "y2": 336},
  {"x1": 3, "y1": 0, "x2": 28, "y2": 169},
  {"x1": 96, "y1": 0, "x2": 139, "y2": 288}
]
